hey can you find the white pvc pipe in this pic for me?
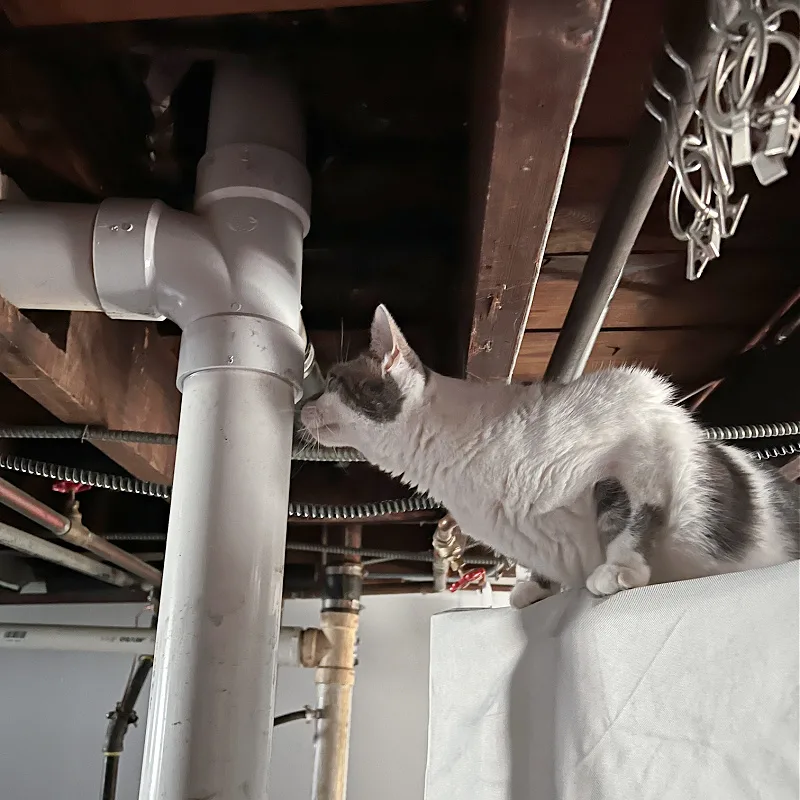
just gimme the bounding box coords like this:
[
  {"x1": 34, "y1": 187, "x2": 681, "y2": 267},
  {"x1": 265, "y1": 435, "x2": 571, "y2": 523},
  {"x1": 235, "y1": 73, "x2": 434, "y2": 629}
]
[
  {"x1": 278, "y1": 625, "x2": 304, "y2": 667},
  {"x1": 138, "y1": 60, "x2": 308, "y2": 800},
  {"x1": 0, "y1": 623, "x2": 318, "y2": 664},
  {"x1": 139, "y1": 370, "x2": 296, "y2": 800},
  {"x1": 0, "y1": 623, "x2": 156, "y2": 654},
  {"x1": 0, "y1": 202, "x2": 103, "y2": 311}
]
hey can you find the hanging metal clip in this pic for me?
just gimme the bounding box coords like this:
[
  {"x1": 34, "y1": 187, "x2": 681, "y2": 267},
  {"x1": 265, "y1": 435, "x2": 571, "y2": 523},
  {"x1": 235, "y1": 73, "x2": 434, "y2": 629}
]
[
  {"x1": 751, "y1": 146, "x2": 790, "y2": 185},
  {"x1": 761, "y1": 102, "x2": 800, "y2": 158},
  {"x1": 686, "y1": 214, "x2": 722, "y2": 281},
  {"x1": 730, "y1": 110, "x2": 753, "y2": 165}
]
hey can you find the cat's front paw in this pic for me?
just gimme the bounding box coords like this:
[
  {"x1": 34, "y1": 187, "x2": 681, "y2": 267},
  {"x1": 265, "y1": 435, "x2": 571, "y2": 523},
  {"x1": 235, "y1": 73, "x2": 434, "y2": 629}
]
[
  {"x1": 585, "y1": 563, "x2": 649, "y2": 597},
  {"x1": 509, "y1": 580, "x2": 554, "y2": 609}
]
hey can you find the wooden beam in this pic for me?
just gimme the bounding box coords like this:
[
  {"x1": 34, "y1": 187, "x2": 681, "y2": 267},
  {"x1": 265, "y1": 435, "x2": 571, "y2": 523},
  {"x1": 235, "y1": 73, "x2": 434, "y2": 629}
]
[
  {"x1": 529, "y1": 252, "x2": 800, "y2": 330},
  {"x1": 465, "y1": 0, "x2": 612, "y2": 382},
  {"x1": 0, "y1": 0, "x2": 424, "y2": 26},
  {"x1": 547, "y1": 144, "x2": 800, "y2": 254},
  {"x1": 514, "y1": 328, "x2": 749, "y2": 386},
  {"x1": 573, "y1": 0, "x2": 666, "y2": 139},
  {"x1": 0, "y1": 300, "x2": 180, "y2": 483}
]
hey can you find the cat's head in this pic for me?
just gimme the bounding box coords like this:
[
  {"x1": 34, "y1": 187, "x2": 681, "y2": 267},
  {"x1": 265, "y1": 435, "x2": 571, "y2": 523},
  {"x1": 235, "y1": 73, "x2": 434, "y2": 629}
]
[{"x1": 300, "y1": 305, "x2": 428, "y2": 450}]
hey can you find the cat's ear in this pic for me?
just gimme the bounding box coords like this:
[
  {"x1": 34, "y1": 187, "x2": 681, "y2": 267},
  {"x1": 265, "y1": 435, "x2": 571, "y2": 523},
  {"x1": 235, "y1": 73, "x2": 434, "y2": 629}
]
[{"x1": 370, "y1": 304, "x2": 411, "y2": 374}]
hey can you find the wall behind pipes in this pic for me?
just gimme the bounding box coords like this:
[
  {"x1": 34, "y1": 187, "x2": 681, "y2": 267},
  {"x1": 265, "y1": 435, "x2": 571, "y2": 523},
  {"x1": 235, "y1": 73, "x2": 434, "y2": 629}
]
[
  {"x1": 0, "y1": 591, "x2": 509, "y2": 800},
  {"x1": 0, "y1": 603, "x2": 152, "y2": 800}
]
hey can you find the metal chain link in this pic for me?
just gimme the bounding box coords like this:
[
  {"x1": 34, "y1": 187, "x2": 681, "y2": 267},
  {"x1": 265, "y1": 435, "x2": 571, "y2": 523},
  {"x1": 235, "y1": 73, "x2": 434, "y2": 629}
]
[{"x1": 647, "y1": 0, "x2": 800, "y2": 280}]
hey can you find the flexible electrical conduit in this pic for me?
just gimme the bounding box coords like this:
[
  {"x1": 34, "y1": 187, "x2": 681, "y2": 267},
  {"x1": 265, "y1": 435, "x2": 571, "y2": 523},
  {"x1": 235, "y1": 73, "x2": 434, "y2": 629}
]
[
  {"x1": 0, "y1": 425, "x2": 796, "y2": 520},
  {"x1": 0, "y1": 422, "x2": 799, "y2": 463}
]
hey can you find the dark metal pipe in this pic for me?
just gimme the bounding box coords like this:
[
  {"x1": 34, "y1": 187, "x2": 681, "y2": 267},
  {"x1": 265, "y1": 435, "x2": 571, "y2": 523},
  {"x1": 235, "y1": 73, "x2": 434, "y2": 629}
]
[
  {"x1": 544, "y1": 0, "x2": 739, "y2": 384},
  {"x1": 0, "y1": 521, "x2": 136, "y2": 587}
]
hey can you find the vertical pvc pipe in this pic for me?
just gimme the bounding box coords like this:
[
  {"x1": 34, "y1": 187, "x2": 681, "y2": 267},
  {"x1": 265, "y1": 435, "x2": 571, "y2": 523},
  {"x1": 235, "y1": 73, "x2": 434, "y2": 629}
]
[
  {"x1": 139, "y1": 370, "x2": 295, "y2": 800},
  {"x1": 138, "y1": 59, "x2": 309, "y2": 800}
]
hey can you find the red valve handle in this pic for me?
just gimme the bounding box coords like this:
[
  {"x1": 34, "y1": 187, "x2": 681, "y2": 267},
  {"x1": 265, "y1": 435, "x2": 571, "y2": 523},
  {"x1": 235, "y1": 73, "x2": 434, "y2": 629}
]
[
  {"x1": 52, "y1": 480, "x2": 90, "y2": 495},
  {"x1": 449, "y1": 567, "x2": 486, "y2": 593}
]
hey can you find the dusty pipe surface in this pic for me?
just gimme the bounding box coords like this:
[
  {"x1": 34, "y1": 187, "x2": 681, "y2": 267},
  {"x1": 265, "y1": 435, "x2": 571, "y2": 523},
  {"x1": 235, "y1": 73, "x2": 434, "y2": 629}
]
[
  {"x1": 0, "y1": 521, "x2": 135, "y2": 587},
  {"x1": 311, "y1": 610, "x2": 360, "y2": 800},
  {"x1": 140, "y1": 370, "x2": 297, "y2": 800}
]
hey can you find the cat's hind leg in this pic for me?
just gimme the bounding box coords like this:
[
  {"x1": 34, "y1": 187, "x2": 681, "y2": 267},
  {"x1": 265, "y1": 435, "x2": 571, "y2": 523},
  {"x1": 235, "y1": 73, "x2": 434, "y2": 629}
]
[{"x1": 586, "y1": 479, "x2": 663, "y2": 597}]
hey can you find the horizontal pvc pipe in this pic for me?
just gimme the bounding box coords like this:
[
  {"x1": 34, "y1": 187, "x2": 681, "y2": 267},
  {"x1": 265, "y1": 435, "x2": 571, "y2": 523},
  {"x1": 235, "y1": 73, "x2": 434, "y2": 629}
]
[
  {"x1": 0, "y1": 624, "x2": 155, "y2": 654},
  {"x1": 278, "y1": 626, "x2": 331, "y2": 669},
  {"x1": 0, "y1": 521, "x2": 135, "y2": 588},
  {"x1": 0, "y1": 623, "x2": 323, "y2": 665},
  {"x1": 0, "y1": 202, "x2": 103, "y2": 311}
]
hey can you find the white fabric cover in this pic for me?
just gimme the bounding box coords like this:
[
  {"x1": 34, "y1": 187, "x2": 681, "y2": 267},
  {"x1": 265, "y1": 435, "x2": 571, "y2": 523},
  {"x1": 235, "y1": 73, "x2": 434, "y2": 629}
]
[{"x1": 425, "y1": 562, "x2": 799, "y2": 800}]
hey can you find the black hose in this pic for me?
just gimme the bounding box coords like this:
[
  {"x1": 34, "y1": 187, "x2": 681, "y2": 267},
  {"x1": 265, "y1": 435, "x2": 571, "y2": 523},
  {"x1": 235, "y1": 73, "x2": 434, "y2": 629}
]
[
  {"x1": 274, "y1": 708, "x2": 318, "y2": 727},
  {"x1": 101, "y1": 655, "x2": 153, "y2": 800}
]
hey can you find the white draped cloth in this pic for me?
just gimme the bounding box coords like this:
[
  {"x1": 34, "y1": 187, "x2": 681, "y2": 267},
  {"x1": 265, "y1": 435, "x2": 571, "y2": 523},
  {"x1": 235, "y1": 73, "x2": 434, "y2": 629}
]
[{"x1": 425, "y1": 562, "x2": 800, "y2": 800}]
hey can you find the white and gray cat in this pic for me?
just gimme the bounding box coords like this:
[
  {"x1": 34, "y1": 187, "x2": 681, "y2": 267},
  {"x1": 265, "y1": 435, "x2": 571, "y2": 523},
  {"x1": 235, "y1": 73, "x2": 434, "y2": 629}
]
[{"x1": 301, "y1": 305, "x2": 800, "y2": 608}]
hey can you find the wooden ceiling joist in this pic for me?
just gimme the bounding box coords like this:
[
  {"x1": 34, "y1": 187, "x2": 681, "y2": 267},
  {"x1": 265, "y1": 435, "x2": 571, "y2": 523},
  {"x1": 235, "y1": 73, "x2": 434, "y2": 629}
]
[
  {"x1": 0, "y1": 0, "x2": 423, "y2": 26},
  {"x1": 0, "y1": 301, "x2": 179, "y2": 483},
  {"x1": 464, "y1": 0, "x2": 612, "y2": 382}
]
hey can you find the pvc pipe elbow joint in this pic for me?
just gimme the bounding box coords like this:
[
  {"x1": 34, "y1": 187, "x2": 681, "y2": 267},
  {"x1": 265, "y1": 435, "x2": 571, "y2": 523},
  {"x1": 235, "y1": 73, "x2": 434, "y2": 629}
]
[{"x1": 91, "y1": 140, "x2": 311, "y2": 399}]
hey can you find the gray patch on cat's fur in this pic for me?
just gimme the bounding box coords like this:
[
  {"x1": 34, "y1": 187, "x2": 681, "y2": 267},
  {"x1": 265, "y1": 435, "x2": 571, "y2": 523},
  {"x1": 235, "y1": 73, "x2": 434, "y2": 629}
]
[
  {"x1": 529, "y1": 572, "x2": 552, "y2": 591},
  {"x1": 595, "y1": 479, "x2": 663, "y2": 557},
  {"x1": 703, "y1": 444, "x2": 755, "y2": 561},
  {"x1": 594, "y1": 478, "x2": 631, "y2": 547},
  {"x1": 630, "y1": 504, "x2": 664, "y2": 557},
  {"x1": 327, "y1": 356, "x2": 403, "y2": 422},
  {"x1": 764, "y1": 467, "x2": 800, "y2": 559}
]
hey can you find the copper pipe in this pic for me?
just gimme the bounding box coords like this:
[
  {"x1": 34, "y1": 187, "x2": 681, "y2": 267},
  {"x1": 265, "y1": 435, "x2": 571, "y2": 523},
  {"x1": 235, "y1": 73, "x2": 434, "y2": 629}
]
[
  {"x1": 0, "y1": 476, "x2": 70, "y2": 534},
  {"x1": 0, "y1": 476, "x2": 161, "y2": 588},
  {"x1": 64, "y1": 517, "x2": 163, "y2": 589}
]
